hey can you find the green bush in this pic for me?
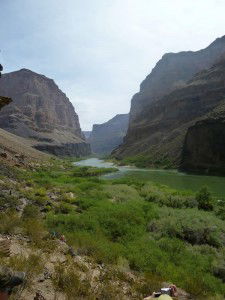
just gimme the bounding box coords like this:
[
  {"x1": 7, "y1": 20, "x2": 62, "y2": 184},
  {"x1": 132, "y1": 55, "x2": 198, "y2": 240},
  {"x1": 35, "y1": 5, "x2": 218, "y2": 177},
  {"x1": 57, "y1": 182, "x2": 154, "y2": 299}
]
[
  {"x1": 147, "y1": 208, "x2": 225, "y2": 247},
  {"x1": 196, "y1": 187, "x2": 214, "y2": 211},
  {"x1": 216, "y1": 199, "x2": 225, "y2": 220},
  {"x1": 141, "y1": 183, "x2": 197, "y2": 208}
]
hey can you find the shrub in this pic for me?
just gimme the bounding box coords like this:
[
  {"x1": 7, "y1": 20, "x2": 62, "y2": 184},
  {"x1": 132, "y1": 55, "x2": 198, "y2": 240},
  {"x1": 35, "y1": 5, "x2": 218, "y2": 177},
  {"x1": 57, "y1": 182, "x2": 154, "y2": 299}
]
[
  {"x1": 0, "y1": 212, "x2": 22, "y2": 234},
  {"x1": 56, "y1": 202, "x2": 74, "y2": 214},
  {"x1": 104, "y1": 184, "x2": 142, "y2": 203},
  {"x1": 52, "y1": 261, "x2": 91, "y2": 298},
  {"x1": 141, "y1": 183, "x2": 197, "y2": 208},
  {"x1": 196, "y1": 187, "x2": 214, "y2": 211},
  {"x1": 147, "y1": 208, "x2": 225, "y2": 247},
  {"x1": 22, "y1": 219, "x2": 47, "y2": 244},
  {"x1": 22, "y1": 204, "x2": 40, "y2": 219},
  {"x1": 7, "y1": 253, "x2": 44, "y2": 289},
  {"x1": 216, "y1": 199, "x2": 225, "y2": 220}
]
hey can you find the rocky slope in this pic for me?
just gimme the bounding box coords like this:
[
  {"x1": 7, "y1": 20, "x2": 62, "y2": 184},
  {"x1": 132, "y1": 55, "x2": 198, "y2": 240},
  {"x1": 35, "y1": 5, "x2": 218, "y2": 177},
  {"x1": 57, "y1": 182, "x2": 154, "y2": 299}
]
[
  {"x1": 113, "y1": 36, "x2": 225, "y2": 170},
  {"x1": 0, "y1": 95, "x2": 50, "y2": 167},
  {"x1": 89, "y1": 114, "x2": 129, "y2": 155},
  {"x1": 0, "y1": 69, "x2": 91, "y2": 157}
]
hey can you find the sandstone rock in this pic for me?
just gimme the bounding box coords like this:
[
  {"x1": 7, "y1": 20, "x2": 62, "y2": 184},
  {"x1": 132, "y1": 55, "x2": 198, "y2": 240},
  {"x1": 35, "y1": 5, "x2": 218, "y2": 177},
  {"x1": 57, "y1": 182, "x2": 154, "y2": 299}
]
[{"x1": 0, "y1": 69, "x2": 91, "y2": 157}]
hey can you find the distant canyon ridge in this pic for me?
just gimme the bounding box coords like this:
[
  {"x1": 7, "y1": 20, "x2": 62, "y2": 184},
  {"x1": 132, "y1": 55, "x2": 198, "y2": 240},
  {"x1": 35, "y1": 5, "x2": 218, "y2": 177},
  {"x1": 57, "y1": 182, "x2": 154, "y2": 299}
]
[{"x1": 87, "y1": 114, "x2": 129, "y2": 156}]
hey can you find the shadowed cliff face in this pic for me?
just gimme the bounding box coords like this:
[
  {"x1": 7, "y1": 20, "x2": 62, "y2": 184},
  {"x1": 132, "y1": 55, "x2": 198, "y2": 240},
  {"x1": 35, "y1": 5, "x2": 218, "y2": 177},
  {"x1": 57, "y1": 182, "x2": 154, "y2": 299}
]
[
  {"x1": 88, "y1": 114, "x2": 129, "y2": 155},
  {"x1": 0, "y1": 69, "x2": 91, "y2": 157},
  {"x1": 181, "y1": 104, "x2": 225, "y2": 175},
  {"x1": 114, "y1": 36, "x2": 225, "y2": 169}
]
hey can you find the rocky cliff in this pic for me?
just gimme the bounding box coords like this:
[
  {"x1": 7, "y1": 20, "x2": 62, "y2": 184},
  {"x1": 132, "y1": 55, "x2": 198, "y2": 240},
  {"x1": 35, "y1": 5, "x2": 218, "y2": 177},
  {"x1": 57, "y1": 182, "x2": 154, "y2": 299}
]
[
  {"x1": 0, "y1": 69, "x2": 91, "y2": 157},
  {"x1": 113, "y1": 36, "x2": 225, "y2": 170},
  {"x1": 89, "y1": 114, "x2": 129, "y2": 155},
  {"x1": 181, "y1": 103, "x2": 225, "y2": 175}
]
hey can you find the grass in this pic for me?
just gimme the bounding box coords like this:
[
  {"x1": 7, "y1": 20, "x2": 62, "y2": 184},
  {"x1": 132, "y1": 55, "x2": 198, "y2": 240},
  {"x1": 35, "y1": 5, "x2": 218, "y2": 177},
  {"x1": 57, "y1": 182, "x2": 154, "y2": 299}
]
[{"x1": 0, "y1": 159, "x2": 224, "y2": 299}]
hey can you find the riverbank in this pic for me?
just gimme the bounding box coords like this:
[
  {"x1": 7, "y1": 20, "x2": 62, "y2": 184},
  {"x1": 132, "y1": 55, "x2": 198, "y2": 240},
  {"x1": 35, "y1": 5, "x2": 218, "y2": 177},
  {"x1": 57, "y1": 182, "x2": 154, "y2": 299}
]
[{"x1": 75, "y1": 158, "x2": 225, "y2": 197}]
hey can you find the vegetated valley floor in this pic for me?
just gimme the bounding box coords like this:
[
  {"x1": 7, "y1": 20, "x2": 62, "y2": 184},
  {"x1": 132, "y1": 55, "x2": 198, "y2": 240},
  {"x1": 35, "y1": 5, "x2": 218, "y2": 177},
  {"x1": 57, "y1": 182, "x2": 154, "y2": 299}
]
[{"x1": 0, "y1": 157, "x2": 224, "y2": 299}]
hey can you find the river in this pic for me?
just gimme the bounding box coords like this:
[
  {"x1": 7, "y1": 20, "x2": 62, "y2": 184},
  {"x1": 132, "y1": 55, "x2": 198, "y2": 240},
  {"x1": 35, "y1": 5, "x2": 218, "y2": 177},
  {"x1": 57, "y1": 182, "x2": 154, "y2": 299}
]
[{"x1": 75, "y1": 158, "x2": 225, "y2": 197}]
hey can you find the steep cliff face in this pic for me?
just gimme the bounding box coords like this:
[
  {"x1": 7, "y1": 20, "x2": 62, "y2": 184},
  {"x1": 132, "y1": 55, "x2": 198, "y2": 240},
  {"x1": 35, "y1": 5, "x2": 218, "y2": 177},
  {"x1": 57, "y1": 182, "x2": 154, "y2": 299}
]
[
  {"x1": 114, "y1": 36, "x2": 225, "y2": 167},
  {"x1": 89, "y1": 114, "x2": 129, "y2": 155},
  {"x1": 0, "y1": 69, "x2": 91, "y2": 157},
  {"x1": 130, "y1": 36, "x2": 225, "y2": 123},
  {"x1": 181, "y1": 104, "x2": 225, "y2": 175}
]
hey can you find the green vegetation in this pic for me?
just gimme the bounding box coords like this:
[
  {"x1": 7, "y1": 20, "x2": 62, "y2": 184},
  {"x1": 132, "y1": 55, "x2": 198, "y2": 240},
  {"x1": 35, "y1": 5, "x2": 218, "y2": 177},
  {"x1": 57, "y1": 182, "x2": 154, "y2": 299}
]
[
  {"x1": 120, "y1": 153, "x2": 174, "y2": 169},
  {"x1": 0, "y1": 159, "x2": 224, "y2": 299}
]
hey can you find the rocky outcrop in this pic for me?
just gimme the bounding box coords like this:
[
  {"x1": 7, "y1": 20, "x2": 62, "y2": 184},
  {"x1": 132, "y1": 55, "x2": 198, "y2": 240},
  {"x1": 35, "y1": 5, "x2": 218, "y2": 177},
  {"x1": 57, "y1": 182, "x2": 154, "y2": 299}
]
[
  {"x1": 0, "y1": 69, "x2": 91, "y2": 157},
  {"x1": 35, "y1": 142, "x2": 91, "y2": 157},
  {"x1": 114, "y1": 36, "x2": 225, "y2": 169},
  {"x1": 89, "y1": 114, "x2": 129, "y2": 155},
  {"x1": 0, "y1": 96, "x2": 12, "y2": 110}
]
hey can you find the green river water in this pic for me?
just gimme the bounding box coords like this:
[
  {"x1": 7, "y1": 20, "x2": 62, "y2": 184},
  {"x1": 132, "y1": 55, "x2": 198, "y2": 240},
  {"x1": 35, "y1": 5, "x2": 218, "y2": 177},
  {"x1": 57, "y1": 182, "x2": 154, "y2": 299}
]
[{"x1": 75, "y1": 158, "x2": 225, "y2": 198}]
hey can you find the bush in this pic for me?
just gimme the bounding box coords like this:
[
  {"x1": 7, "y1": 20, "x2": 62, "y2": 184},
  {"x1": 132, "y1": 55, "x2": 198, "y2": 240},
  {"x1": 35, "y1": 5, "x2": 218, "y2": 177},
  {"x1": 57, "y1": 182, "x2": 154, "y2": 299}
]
[
  {"x1": 141, "y1": 183, "x2": 197, "y2": 208},
  {"x1": 22, "y1": 204, "x2": 40, "y2": 219},
  {"x1": 57, "y1": 202, "x2": 74, "y2": 214},
  {"x1": 216, "y1": 199, "x2": 225, "y2": 220},
  {"x1": 7, "y1": 254, "x2": 44, "y2": 289},
  {"x1": 104, "y1": 184, "x2": 142, "y2": 203},
  {"x1": 0, "y1": 212, "x2": 22, "y2": 234},
  {"x1": 52, "y1": 261, "x2": 91, "y2": 298},
  {"x1": 147, "y1": 208, "x2": 225, "y2": 247},
  {"x1": 196, "y1": 187, "x2": 214, "y2": 211},
  {"x1": 22, "y1": 219, "x2": 47, "y2": 244}
]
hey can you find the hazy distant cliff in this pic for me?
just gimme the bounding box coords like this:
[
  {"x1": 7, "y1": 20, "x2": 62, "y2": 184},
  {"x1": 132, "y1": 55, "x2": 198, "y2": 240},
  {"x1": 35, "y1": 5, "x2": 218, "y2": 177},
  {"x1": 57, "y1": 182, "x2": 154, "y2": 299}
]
[
  {"x1": 0, "y1": 69, "x2": 91, "y2": 156},
  {"x1": 89, "y1": 114, "x2": 129, "y2": 155},
  {"x1": 113, "y1": 36, "x2": 225, "y2": 171}
]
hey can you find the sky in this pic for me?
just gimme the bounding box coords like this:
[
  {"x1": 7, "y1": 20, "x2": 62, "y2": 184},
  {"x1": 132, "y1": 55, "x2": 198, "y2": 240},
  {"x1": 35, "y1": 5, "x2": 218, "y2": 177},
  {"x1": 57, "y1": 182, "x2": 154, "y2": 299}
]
[{"x1": 1, "y1": 0, "x2": 225, "y2": 130}]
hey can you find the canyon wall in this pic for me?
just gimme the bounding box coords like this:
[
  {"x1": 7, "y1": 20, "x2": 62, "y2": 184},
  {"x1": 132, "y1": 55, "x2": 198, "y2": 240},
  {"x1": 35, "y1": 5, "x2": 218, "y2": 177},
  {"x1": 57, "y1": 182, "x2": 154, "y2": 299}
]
[
  {"x1": 113, "y1": 36, "x2": 225, "y2": 171},
  {"x1": 0, "y1": 69, "x2": 91, "y2": 157}
]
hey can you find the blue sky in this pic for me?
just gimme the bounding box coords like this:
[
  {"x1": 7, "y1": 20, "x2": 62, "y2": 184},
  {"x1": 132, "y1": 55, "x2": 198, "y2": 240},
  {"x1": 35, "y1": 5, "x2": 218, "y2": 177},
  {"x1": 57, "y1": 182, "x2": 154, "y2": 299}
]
[{"x1": 1, "y1": 0, "x2": 225, "y2": 130}]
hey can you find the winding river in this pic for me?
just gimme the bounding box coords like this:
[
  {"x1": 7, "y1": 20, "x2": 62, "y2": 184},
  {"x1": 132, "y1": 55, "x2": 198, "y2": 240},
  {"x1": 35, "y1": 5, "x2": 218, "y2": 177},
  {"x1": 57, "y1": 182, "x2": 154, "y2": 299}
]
[{"x1": 75, "y1": 158, "x2": 225, "y2": 197}]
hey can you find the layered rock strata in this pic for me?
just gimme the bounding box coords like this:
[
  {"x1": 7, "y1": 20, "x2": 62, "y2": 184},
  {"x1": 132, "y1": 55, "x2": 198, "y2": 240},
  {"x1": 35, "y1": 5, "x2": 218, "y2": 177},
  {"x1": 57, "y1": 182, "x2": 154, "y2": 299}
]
[
  {"x1": 0, "y1": 69, "x2": 91, "y2": 157},
  {"x1": 113, "y1": 36, "x2": 225, "y2": 171}
]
